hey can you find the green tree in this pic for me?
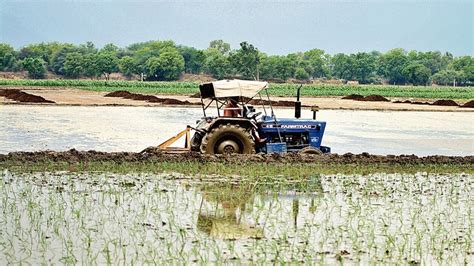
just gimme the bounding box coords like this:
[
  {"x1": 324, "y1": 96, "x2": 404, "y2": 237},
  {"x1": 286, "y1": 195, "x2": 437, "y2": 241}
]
[
  {"x1": 18, "y1": 42, "x2": 64, "y2": 66},
  {"x1": 145, "y1": 47, "x2": 184, "y2": 81},
  {"x1": 101, "y1": 43, "x2": 119, "y2": 54},
  {"x1": 50, "y1": 45, "x2": 80, "y2": 75},
  {"x1": 303, "y1": 49, "x2": 330, "y2": 78},
  {"x1": 451, "y1": 56, "x2": 474, "y2": 84},
  {"x1": 378, "y1": 48, "x2": 409, "y2": 84},
  {"x1": 0, "y1": 43, "x2": 16, "y2": 71},
  {"x1": 230, "y1": 42, "x2": 260, "y2": 80},
  {"x1": 209, "y1": 40, "x2": 231, "y2": 55},
  {"x1": 331, "y1": 53, "x2": 354, "y2": 80},
  {"x1": 96, "y1": 52, "x2": 119, "y2": 80},
  {"x1": 128, "y1": 40, "x2": 177, "y2": 77},
  {"x1": 203, "y1": 48, "x2": 231, "y2": 79},
  {"x1": 63, "y1": 52, "x2": 84, "y2": 78},
  {"x1": 431, "y1": 69, "x2": 462, "y2": 86},
  {"x1": 21, "y1": 57, "x2": 46, "y2": 79},
  {"x1": 178, "y1": 46, "x2": 205, "y2": 74},
  {"x1": 352, "y1": 52, "x2": 378, "y2": 83},
  {"x1": 402, "y1": 63, "x2": 431, "y2": 85},
  {"x1": 79, "y1": 42, "x2": 98, "y2": 55},
  {"x1": 260, "y1": 55, "x2": 296, "y2": 81},
  {"x1": 83, "y1": 53, "x2": 100, "y2": 79},
  {"x1": 295, "y1": 67, "x2": 310, "y2": 80},
  {"x1": 118, "y1": 56, "x2": 137, "y2": 79}
]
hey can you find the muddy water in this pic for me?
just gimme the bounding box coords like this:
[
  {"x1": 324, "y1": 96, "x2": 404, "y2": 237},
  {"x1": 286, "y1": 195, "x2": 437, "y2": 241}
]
[
  {"x1": 1, "y1": 171, "x2": 472, "y2": 264},
  {"x1": 0, "y1": 105, "x2": 473, "y2": 155}
]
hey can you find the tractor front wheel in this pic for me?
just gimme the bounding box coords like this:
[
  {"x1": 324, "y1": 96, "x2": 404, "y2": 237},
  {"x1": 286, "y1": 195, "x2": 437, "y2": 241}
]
[
  {"x1": 299, "y1": 146, "x2": 323, "y2": 155},
  {"x1": 200, "y1": 124, "x2": 255, "y2": 155}
]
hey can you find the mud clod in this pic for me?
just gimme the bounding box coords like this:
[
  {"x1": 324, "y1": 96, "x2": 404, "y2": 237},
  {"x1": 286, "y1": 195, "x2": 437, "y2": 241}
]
[{"x1": 0, "y1": 89, "x2": 55, "y2": 103}]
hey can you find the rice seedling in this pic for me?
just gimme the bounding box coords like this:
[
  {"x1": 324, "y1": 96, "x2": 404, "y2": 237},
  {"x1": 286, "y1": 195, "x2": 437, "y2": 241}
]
[{"x1": 0, "y1": 170, "x2": 471, "y2": 264}]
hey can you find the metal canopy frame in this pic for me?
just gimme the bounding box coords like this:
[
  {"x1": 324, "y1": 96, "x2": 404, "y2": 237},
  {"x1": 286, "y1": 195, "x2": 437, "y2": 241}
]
[{"x1": 198, "y1": 86, "x2": 283, "y2": 142}]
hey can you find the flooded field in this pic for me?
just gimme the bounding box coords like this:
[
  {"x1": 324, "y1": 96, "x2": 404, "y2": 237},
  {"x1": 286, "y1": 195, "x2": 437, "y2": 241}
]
[
  {"x1": 0, "y1": 171, "x2": 472, "y2": 264},
  {"x1": 0, "y1": 105, "x2": 473, "y2": 156}
]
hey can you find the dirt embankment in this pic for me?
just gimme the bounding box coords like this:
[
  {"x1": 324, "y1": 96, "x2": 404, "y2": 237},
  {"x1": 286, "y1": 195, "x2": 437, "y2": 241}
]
[
  {"x1": 343, "y1": 94, "x2": 472, "y2": 107},
  {"x1": 105, "y1": 91, "x2": 201, "y2": 105},
  {"x1": 0, "y1": 89, "x2": 55, "y2": 103},
  {"x1": 1, "y1": 149, "x2": 472, "y2": 165}
]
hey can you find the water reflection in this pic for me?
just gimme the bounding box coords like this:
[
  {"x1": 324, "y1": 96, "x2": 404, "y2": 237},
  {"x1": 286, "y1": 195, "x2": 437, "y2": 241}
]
[
  {"x1": 196, "y1": 179, "x2": 323, "y2": 240},
  {"x1": 197, "y1": 184, "x2": 263, "y2": 239}
]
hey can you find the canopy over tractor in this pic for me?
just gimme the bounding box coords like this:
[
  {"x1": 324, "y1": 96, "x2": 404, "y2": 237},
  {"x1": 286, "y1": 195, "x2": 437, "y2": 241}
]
[
  {"x1": 158, "y1": 79, "x2": 330, "y2": 155},
  {"x1": 199, "y1": 79, "x2": 268, "y2": 99}
]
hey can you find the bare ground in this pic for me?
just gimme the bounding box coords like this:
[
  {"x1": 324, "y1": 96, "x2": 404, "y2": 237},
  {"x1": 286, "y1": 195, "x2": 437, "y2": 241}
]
[{"x1": 1, "y1": 86, "x2": 473, "y2": 112}]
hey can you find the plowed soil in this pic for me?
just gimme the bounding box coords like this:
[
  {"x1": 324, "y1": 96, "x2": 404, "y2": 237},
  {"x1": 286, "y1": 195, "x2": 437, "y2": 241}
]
[
  {"x1": 432, "y1": 100, "x2": 459, "y2": 106},
  {"x1": 358, "y1": 95, "x2": 390, "y2": 102},
  {"x1": 0, "y1": 89, "x2": 55, "y2": 103},
  {"x1": 342, "y1": 94, "x2": 364, "y2": 100},
  {"x1": 105, "y1": 91, "x2": 199, "y2": 105},
  {"x1": 461, "y1": 100, "x2": 474, "y2": 108},
  {"x1": 1, "y1": 148, "x2": 472, "y2": 165},
  {"x1": 344, "y1": 94, "x2": 468, "y2": 107}
]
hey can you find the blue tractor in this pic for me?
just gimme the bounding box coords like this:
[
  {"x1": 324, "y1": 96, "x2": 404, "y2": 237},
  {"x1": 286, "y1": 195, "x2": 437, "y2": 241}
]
[{"x1": 190, "y1": 80, "x2": 330, "y2": 155}]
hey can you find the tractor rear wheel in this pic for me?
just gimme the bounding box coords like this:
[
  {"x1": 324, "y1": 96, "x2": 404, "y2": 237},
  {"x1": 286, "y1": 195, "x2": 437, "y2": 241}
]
[{"x1": 200, "y1": 124, "x2": 255, "y2": 155}]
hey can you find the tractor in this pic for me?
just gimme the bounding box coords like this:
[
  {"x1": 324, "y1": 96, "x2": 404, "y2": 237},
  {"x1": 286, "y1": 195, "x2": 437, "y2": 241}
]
[{"x1": 185, "y1": 79, "x2": 330, "y2": 155}]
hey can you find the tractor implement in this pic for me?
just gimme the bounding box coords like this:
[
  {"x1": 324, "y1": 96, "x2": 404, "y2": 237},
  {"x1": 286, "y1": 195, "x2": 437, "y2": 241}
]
[{"x1": 157, "y1": 126, "x2": 192, "y2": 153}]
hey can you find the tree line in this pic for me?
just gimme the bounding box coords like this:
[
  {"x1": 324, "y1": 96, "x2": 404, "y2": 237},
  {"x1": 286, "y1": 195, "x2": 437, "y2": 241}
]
[{"x1": 0, "y1": 40, "x2": 472, "y2": 86}]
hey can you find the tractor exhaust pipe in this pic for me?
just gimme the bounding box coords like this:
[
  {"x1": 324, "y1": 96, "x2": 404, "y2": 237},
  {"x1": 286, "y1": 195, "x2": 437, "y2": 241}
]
[{"x1": 295, "y1": 85, "x2": 302, "y2": 119}]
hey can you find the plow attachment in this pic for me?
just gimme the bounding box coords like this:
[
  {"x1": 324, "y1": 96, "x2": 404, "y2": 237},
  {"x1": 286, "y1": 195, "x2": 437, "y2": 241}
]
[{"x1": 157, "y1": 126, "x2": 192, "y2": 153}]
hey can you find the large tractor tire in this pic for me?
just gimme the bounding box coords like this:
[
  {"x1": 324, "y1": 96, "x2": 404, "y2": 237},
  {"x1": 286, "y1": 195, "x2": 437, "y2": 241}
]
[{"x1": 200, "y1": 124, "x2": 255, "y2": 155}]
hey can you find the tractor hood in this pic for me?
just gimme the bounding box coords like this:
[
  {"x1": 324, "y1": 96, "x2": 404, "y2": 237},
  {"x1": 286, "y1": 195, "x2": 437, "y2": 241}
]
[{"x1": 199, "y1": 80, "x2": 268, "y2": 99}]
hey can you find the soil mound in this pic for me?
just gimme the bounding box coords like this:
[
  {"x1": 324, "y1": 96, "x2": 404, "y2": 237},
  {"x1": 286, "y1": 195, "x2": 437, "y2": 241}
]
[
  {"x1": 190, "y1": 92, "x2": 201, "y2": 98},
  {"x1": 393, "y1": 100, "x2": 413, "y2": 104},
  {"x1": 411, "y1": 101, "x2": 430, "y2": 105},
  {"x1": 1, "y1": 149, "x2": 472, "y2": 165},
  {"x1": 163, "y1": 98, "x2": 186, "y2": 105},
  {"x1": 105, "y1": 90, "x2": 194, "y2": 105},
  {"x1": 342, "y1": 94, "x2": 364, "y2": 100},
  {"x1": 359, "y1": 95, "x2": 390, "y2": 102},
  {"x1": 104, "y1": 91, "x2": 132, "y2": 98},
  {"x1": 432, "y1": 100, "x2": 459, "y2": 106},
  {"x1": 0, "y1": 89, "x2": 55, "y2": 103},
  {"x1": 461, "y1": 100, "x2": 474, "y2": 108}
]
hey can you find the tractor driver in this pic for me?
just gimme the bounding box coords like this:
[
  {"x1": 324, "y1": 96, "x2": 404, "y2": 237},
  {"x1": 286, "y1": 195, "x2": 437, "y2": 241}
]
[{"x1": 223, "y1": 97, "x2": 242, "y2": 117}]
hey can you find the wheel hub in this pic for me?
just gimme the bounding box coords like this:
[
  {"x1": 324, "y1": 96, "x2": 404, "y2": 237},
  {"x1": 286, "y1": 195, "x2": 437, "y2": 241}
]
[{"x1": 217, "y1": 140, "x2": 240, "y2": 154}]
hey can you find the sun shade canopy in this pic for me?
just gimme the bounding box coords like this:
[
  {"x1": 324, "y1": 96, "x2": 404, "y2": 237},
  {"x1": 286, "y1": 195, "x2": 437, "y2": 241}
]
[{"x1": 199, "y1": 80, "x2": 269, "y2": 99}]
